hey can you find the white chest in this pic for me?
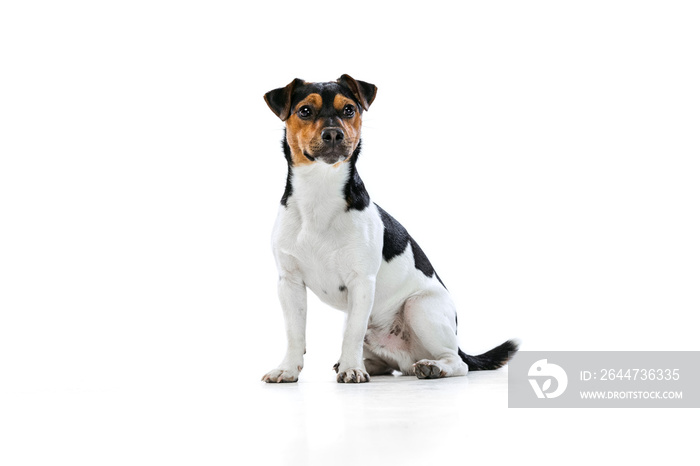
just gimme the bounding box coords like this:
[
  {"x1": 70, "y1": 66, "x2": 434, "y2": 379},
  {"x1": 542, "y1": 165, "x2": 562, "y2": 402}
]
[
  {"x1": 276, "y1": 208, "x2": 380, "y2": 307},
  {"x1": 272, "y1": 164, "x2": 382, "y2": 310}
]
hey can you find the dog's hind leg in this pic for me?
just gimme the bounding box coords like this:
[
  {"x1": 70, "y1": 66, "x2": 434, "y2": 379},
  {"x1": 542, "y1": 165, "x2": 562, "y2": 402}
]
[
  {"x1": 334, "y1": 347, "x2": 395, "y2": 376},
  {"x1": 402, "y1": 291, "x2": 468, "y2": 379},
  {"x1": 362, "y1": 346, "x2": 397, "y2": 376},
  {"x1": 364, "y1": 359, "x2": 395, "y2": 376}
]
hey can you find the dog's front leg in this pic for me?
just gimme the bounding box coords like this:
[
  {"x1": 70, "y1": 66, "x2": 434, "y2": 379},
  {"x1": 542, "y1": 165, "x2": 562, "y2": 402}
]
[
  {"x1": 335, "y1": 274, "x2": 375, "y2": 383},
  {"x1": 261, "y1": 275, "x2": 307, "y2": 383}
]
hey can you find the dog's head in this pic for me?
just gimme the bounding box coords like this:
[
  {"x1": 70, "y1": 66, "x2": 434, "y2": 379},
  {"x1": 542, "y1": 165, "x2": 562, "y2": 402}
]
[{"x1": 264, "y1": 75, "x2": 377, "y2": 166}]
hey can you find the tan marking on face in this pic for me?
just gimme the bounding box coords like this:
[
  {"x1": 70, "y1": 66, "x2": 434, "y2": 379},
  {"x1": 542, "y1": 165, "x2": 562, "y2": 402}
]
[
  {"x1": 285, "y1": 93, "x2": 364, "y2": 166},
  {"x1": 333, "y1": 94, "x2": 362, "y2": 163},
  {"x1": 285, "y1": 93, "x2": 323, "y2": 166},
  {"x1": 299, "y1": 93, "x2": 322, "y2": 110},
  {"x1": 333, "y1": 94, "x2": 355, "y2": 112}
]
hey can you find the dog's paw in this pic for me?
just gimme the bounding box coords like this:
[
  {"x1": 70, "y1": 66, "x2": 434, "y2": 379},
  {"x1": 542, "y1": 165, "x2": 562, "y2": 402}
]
[
  {"x1": 261, "y1": 366, "x2": 301, "y2": 383},
  {"x1": 335, "y1": 367, "x2": 370, "y2": 383},
  {"x1": 414, "y1": 360, "x2": 446, "y2": 379}
]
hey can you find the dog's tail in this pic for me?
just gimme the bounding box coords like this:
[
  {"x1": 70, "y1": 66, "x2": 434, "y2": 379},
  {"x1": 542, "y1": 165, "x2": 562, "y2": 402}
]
[{"x1": 458, "y1": 339, "x2": 520, "y2": 371}]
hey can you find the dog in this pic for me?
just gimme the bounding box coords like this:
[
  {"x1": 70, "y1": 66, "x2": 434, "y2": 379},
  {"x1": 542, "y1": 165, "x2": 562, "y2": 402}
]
[{"x1": 261, "y1": 75, "x2": 518, "y2": 383}]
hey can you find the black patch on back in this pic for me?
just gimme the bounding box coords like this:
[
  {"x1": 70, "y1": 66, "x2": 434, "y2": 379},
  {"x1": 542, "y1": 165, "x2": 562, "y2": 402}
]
[
  {"x1": 375, "y1": 204, "x2": 445, "y2": 287},
  {"x1": 376, "y1": 204, "x2": 409, "y2": 261},
  {"x1": 408, "y1": 237, "x2": 433, "y2": 278}
]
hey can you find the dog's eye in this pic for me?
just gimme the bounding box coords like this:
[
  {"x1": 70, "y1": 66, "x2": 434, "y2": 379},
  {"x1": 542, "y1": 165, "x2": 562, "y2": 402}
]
[
  {"x1": 343, "y1": 104, "x2": 356, "y2": 118},
  {"x1": 298, "y1": 106, "x2": 312, "y2": 119}
]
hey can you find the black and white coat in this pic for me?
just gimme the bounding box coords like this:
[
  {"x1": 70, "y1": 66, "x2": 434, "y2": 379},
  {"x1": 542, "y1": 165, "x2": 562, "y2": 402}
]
[{"x1": 262, "y1": 77, "x2": 516, "y2": 383}]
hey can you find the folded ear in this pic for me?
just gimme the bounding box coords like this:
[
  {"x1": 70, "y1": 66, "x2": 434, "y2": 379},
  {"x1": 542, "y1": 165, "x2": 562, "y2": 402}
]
[
  {"x1": 264, "y1": 78, "x2": 305, "y2": 121},
  {"x1": 337, "y1": 74, "x2": 378, "y2": 111}
]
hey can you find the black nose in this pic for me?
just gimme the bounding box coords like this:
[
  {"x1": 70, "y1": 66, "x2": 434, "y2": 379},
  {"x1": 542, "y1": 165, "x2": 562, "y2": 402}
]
[{"x1": 321, "y1": 127, "x2": 344, "y2": 144}]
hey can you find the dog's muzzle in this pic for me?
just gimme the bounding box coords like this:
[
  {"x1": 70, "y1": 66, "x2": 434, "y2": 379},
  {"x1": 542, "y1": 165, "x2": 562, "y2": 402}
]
[{"x1": 315, "y1": 127, "x2": 349, "y2": 164}]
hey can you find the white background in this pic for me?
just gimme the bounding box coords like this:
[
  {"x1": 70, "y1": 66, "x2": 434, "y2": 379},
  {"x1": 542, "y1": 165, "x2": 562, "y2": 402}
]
[{"x1": 1, "y1": 1, "x2": 698, "y2": 464}]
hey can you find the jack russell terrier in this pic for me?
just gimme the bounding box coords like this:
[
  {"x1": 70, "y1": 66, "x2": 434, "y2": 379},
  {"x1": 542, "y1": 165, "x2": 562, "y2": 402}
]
[{"x1": 262, "y1": 75, "x2": 518, "y2": 383}]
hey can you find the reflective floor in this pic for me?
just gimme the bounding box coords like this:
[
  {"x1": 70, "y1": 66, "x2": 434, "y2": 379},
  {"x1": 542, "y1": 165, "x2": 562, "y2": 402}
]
[
  {"x1": 1, "y1": 367, "x2": 694, "y2": 465},
  {"x1": 248, "y1": 369, "x2": 509, "y2": 465}
]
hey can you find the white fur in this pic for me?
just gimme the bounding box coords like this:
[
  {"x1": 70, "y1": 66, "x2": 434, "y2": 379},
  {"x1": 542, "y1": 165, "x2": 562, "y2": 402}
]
[{"x1": 262, "y1": 161, "x2": 468, "y2": 383}]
